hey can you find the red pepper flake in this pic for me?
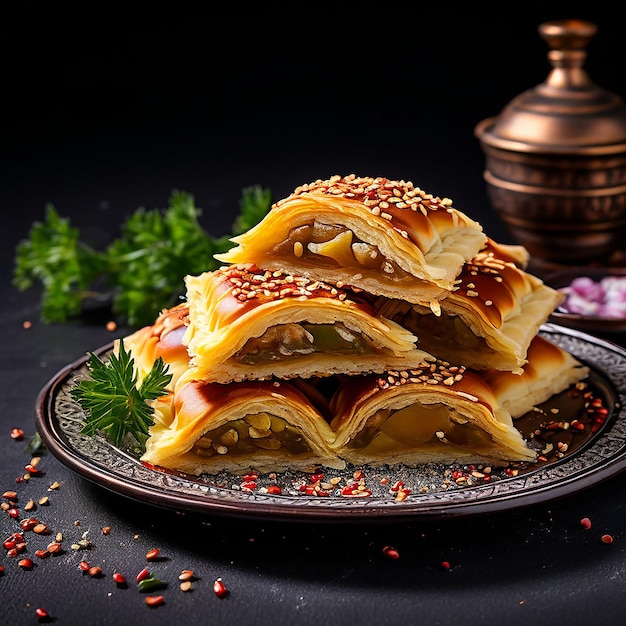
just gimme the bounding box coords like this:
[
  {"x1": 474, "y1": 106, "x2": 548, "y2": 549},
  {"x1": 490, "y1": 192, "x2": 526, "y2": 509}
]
[
  {"x1": 113, "y1": 572, "x2": 127, "y2": 585},
  {"x1": 24, "y1": 463, "x2": 43, "y2": 476},
  {"x1": 382, "y1": 546, "x2": 400, "y2": 559},
  {"x1": 340, "y1": 483, "x2": 372, "y2": 498},
  {"x1": 580, "y1": 517, "x2": 592, "y2": 530},
  {"x1": 3, "y1": 533, "x2": 22, "y2": 551},
  {"x1": 20, "y1": 517, "x2": 40, "y2": 531},
  {"x1": 88, "y1": 566, "x2": 103, "y2": 578},
  {"x1": 35, "y1": 607, "x2": 49, "y2": 621},
  {"x1": 10, "y1": 428, "x2": 24, "y2": 441},
  {"x1": 35, "y1": 549, "x2": 50, "y2": 559},
  {"x1": 601, "y1": 534, "x2": 614, "y2": 544},
  {"x1": 78, "y1": 560, "x2": 90, "y2": 572},
  {"x1": 341, "y1": 483, "x2": 358, "y2": 496},
  {"x1": 213, "y1": 577, "x2": 228, "y2": 598},
  {"x1": 101, "y1": 526, "x2": 111, "y2": 535},
  {"x1": 440, "y1": 561, "x2": 451, "y2": 571},
  {"x1": 136, "y1": 567, "x2": 150, "y2": 582},
  {"x1": 7, "y1": 507, "x2": 19, "y2": 519},
  {"x1": 266, "y1": 485, "x2": 282, "y2": 495},
  {"x1": 394, "y1": 489, "x2": 410, "y2": 502},
  {"x1": 145, "y1": 595, "x2": 165, "y2": 607},
  {"x1": 146, "y1": 548, "x2": 161, "y2": 561},
  {"x1": 18, "y1": 557, "x2": 34, "y2": 570}
]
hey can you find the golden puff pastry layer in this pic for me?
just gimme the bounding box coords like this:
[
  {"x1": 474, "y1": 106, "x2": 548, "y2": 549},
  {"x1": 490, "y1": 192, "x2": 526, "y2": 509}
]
[
  {"x1": 181, "y1": 264, "x2": 435, "y2": 384},
  {"x1": 215, "y1": 174, "x2": 488, "y2": 303},
  {"x1": 328, "y1": 361, "x2": 538, "y2": 468},
  {"x1": 141, "y1": 378, "x2": 345, "y2": 475},
  {"x1": 482, "y1": 334, "x2": 589, "y2": 419},
  {"x1": 374, "y1": 239, "x2": 563, "y2": 373}
]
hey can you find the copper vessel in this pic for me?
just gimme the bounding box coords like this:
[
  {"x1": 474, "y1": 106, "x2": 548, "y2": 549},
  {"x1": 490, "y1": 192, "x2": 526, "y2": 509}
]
[{"x1": 475, "y1": 19, "x2": 626, "y2": 273}]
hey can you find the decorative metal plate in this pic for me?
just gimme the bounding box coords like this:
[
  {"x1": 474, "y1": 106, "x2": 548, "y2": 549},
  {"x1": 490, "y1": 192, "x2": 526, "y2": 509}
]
[{"x1": 35, "y1": 324, "x2": 626, "y2": 522}]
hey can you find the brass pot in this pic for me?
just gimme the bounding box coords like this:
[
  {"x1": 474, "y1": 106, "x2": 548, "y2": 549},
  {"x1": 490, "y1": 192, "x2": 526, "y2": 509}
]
[{"x1": 475, "y1": 19, "x2": 626, "y2": 273}]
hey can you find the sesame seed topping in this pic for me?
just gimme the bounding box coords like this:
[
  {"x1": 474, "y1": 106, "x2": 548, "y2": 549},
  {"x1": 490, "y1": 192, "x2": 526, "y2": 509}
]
[
  {"x1": 220, "y1": 264, "x2": 347, "y2": 303},
  {"x1": 273, "y1": 175, "x2": 459, "y2": 231},
  {"x1": 374, "y1": 360, "x2": 466, "y2": 390}
]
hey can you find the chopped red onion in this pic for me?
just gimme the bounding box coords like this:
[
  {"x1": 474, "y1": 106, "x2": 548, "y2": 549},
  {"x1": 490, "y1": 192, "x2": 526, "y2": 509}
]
[{"x1": 558, "y1": 275, "x2": 626, "y2": 318}]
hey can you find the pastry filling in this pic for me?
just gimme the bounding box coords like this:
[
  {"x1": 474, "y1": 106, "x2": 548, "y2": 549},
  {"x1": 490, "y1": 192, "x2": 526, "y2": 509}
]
[
  {"x1": 233, "y1": 322, "x2": 376, "y2": 364},
  {"x1": 381, "y1": 301, "x2": 494, "y2": 357},
  {"x1": 272, "y1": 222, "x2": 410, "y2": 278},
  {"x1": 347, "y1": 404, "x2": 493, "y2": 451},
  {"x1": 191, "y1": 412, "x2": 310, "y2": 457}
]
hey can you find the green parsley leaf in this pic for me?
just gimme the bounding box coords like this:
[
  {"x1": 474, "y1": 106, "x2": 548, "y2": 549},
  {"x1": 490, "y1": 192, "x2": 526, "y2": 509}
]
[
  {"x1": 71, "y1": 340, "x2": 172, "y2": 453},
  {"x1": 13, "y1": 205, "x2": 107, "y2": 323},
  {"x1": 13, "y1": 187, "x2": 272, "y2": 327},
  {"x1": 138, "y1": 574, "x2": 167, "y2": 592},
  {"x1": 106, "y1": 190, "x2": 220, "y2": 326}
]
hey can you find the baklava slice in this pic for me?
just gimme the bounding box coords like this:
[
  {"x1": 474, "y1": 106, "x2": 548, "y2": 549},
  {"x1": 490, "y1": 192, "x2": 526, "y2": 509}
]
[
  {"x1": 215, "y1": 174, "x2": 487, "y2": 304},
  {"x1": 141, "y1": 378, "x2": 344, "y2": 475},
  {"x1": 181, "y1": 264, "x2": 434, "y2": 384},
  {"x1": 375, "y1": 239, "x2": 563, "y2": 373},
  {"x1": 329, "y1": 360, "x2": 537, "y2": 468}
]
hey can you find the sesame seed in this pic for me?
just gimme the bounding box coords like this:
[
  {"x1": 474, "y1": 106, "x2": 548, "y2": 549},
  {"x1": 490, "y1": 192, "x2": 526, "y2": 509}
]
[
  {"x1": 272, "y1": 175, "x2": 462, "y2": 234},
  {"x1": 220, "y1": 265, "x2": 348, "y2": 305}
]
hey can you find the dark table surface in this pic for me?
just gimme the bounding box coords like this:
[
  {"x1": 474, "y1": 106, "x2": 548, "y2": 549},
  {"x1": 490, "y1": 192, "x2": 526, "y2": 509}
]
[{"x1": 3, "y1": 8, "x2": 626, "y2": 625}]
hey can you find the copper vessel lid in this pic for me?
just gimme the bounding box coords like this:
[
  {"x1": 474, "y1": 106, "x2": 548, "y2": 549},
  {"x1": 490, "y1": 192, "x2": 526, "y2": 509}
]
[{"x1": 475, "y1": 19, "x2": 626, "y2": 156}]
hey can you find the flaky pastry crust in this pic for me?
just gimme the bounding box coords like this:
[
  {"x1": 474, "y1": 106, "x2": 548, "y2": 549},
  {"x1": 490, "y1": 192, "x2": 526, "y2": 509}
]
[
  {"x1": 482, "y1": 334, "x2": 589, "y2": 419},
  {"x1": 328, "y1": 362, "x2": 537, "y2": 468},
  {"x1": 142, "y1": 378, "x2": 345, "y2": 475},
  {"x1": 374, "y1": 239, "x2": 563, "y2": 373},
  {"x1": 181, "y1": 264, "x2": 434, "y2": 383},
  {"x1": 215, "y1": 174, "x2": 487, "y2": 303}
]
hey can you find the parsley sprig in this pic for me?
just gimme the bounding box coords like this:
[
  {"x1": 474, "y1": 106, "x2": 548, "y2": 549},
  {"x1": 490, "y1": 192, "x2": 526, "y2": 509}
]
[
  {"x1": 13, "y1": 186, "x2": 272, "y2": 327},
  {"x1": 71, "y1": 340, "x2": 172, "y2": 453}
]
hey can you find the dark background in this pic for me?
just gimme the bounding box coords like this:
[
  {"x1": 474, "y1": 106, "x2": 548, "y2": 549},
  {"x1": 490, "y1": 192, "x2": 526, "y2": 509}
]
[
  {"x1": 2, "y1": 7, "x2": 626, "y2": 626},
  {"x1": 3, "y1": 6, "x2": 626, "y2": 265}
]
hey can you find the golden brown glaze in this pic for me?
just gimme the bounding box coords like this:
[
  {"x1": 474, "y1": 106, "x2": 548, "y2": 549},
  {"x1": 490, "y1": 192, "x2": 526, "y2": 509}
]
[
  {"x1": 208, "y1": 264, "x2": 376, "y2": 326},
  {"x1": 375, "y1": 238, "x2": 563, "y2": 372},
  {"x1": 216, "y1": 174, "x2": 488, "y2": 301},
  {"x1": 142, "y1": 378, "x2": 345, "y2": 474},
  {"x1": 482, "y1": 335, "x2": 589, "y2": 418},
  {"x1": 181, "y1": 265, "x2": 432, "y2": 383}
]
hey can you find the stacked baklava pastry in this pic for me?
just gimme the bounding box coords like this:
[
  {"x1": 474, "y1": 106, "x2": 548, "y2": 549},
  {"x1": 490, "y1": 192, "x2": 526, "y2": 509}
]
[{"x1": 120, "y1": 174, "x2": 590, "y2": 477}]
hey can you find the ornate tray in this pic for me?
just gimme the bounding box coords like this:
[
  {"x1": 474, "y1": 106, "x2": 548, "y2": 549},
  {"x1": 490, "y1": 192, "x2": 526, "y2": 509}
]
[{"x1": 35, "y1": 324, "x2": 626, "y2": 522}]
